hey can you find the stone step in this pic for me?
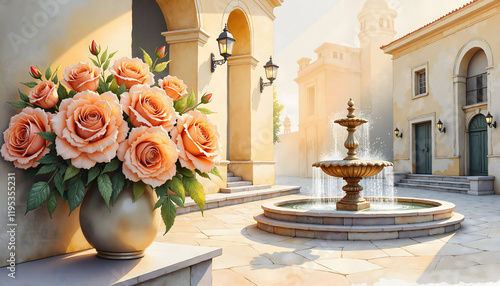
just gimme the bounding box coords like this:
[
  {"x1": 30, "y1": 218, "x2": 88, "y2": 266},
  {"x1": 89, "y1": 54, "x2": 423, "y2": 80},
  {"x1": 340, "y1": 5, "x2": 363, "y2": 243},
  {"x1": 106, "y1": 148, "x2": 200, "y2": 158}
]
[
  {"x1": 401, "y1": 179, "x2": 470, "y2": 188},
  {"x1": 227, "y1": 181, "x2": 253, "y2": 188},
  {"x1": 406, "y1": 174, "x2": 469, "y2": 183},
  {"x1": 220, "y1": 184, "x2": 272, "y2": 193},
  {"x1": 395, "y1": 183, "x2": 469, "y2": 194},
  {"x1": 227, "y1": 172, "x2": 234, "y2": 177},
  {"x1": 227, "y1": 176, "x2": 243, "y2": 182}
]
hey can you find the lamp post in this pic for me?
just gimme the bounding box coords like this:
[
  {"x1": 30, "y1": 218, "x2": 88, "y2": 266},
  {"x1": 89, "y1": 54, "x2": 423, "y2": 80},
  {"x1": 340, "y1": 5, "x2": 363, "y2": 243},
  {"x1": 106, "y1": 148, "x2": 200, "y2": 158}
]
[
  {"x1": 211, "y1": 24, "x2": 235, "y2": 73},
  {"x1": 260, "y1": 56, "x2": 279, "y2": 93}
]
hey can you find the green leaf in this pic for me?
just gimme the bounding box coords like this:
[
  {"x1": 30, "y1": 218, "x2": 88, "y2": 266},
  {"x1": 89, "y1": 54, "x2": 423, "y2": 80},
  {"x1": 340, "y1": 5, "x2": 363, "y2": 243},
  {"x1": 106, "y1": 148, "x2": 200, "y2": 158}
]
[
  {"x1": 174, "y1": 95, "x2": 188, "y2": 113},
  {"x1": 133, "y1": 181, "x2": 146, "y2": 201},
  {"x1": 69, "y1": 90, "x2": 77, "y2": 98},
  {"x1": 111, "y1": 172, "x2": 126, "y2": 203},
  {"x1": 183, "y1": 176, "x2": 205, "y2": 214},
  {"x1": 100, "y1": 47, "x2": 108, "y2": 64},
  {"x1": 19, "y1": 89, "x2": 30, "y2": 102},
  {"x1": 171, "y1": 196, "x2": 185, "y2": 208},
  {"x1": 37, "y1": 132, "x2": 56, "y2": 143},
  {"x1": 51, "y1": 74, "x2": 59, "y2": 85},
  {"x1": 89, "y1": 57, "x2": 99, "y2": 67},
  {"x1": 186, "y1": 90, "x2": 195, "y2": 108},
  {"x1": 109, "y1": 79, "x2": 119, "y2": 93},
  {"x1": 37, "y1": 153, "x2": 62, "y2": 164},
  {"x1": 170, "y1": 176, "x2": 185, "y2": 202},
  {"x1": 21, "y1": 82, "x2": 38, "y2": 88},
  {"x1": 58, "y1": 84, "x2": 68, "y2": 99},
  {"x1": 64, "y1": 165, "x2": 80, "y2": 182},
  {"x1": 108, "y1": 51, "x2": 118, "y2": 59},
  {"x1": 26, "y1": 182, "x2": 51, "y2": 214},
  {"x1": 210, "y1": 167, "x2": 223, "y2": 180},
  {"x1": 154, "y1": 195, "x2": 167, "y2": 210},
  {"x1": 141, "y1": 48, "x2": 153, "y2": 67},
  {"x1": 178, "y1": 166, "x2": 194, "y2": 177},
  {"x1": 8, "y1": 101, "x2": 29, "y2": 108},
  {"x1": 116, "y1": 83, "x2": 127, "y2": 96},
  {"x1": 195, "y1": 169, "x2": 210, "y2": 179},
  {"x1": 54, "y1": 165, "x2": 67, "y2": 196},
  {"x1": 103, "y1": 59, "x2": 111, "y2": 72},
  {"x1": 97, "y1": 173, "x2": 112, "y2": 208},
  {"x1": 37, "y1": 164, "x2": 58, "y2": 175},
  {"x1": 87, "y1": 166, "x2": 101, "y2": 185},
  {"x1": 161, "y1": 199, "x2": 176, "y2": 234},
  {"x1": 102, "y1": 160, "x2": 120, "y2": 173},
  {"x1": 67, "y1": 176, "x2": 85, "y2": 214},
  {"x1": 196, "y1": 108, "x2": 216, "y2": 114},
  {"x1": 98, "y1": 79, "x2": 108, "y2": 93},
  {"x1": 156, "y1": 182, "x2": 168, "y2": 197},
  {"x1": 45, "y1": 65, "x2": 52, "y2": 81},
  {"x1": 154, "y1": 61, "x2": 168, "y2": 72},
  {"x1": 47, "y1": 194, "x2": 57, "y2": 218},
  {"x1": 106, "y1": 74, "x2": 114, "y2": 83},
  {"x1": 53, "y1": 64, "x2": 61, "y2": 76},
  {"x1": 24, "y1": 167, "x2": 39, "y2": 180}
]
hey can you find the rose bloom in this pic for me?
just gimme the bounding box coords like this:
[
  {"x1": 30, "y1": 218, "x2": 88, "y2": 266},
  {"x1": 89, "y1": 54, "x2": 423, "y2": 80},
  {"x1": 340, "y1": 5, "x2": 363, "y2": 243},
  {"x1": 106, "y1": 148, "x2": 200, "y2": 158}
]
[
  {"x1": 120, "y1": 84, "x2": 178, "y2": 131},
  {"x1": 117, "y1": 126, "x2": 179, "y2": 187},
  {"x1": 158, "y1": 75, "x2": 187, "y2": 101},
  {"x1": 61, "y1": 62, "x2": 101, "y2": 92},
  {"x1": 109, "y1": 57, "x2": 154, "y2": 89},
  {"x1": 51, "y1": 91, "x2": 128, "y2": 169},
  {"x1": 1, "y1": 107, "x2": 53, "y2": 169},
  {"x1": 170, "y1": 110, "x2": 220, "y2": 173},
  {"x1": 29, "y1": 81, "x2": 59, "y2": 109}
]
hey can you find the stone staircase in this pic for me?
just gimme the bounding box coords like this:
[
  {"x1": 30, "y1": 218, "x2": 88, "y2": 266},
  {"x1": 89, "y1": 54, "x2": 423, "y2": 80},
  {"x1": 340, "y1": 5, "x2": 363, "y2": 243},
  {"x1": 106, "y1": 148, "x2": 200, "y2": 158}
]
[
  {"x1": 394, "y1": 173, "x2": 495, "y2": 195},
  {"x1": 220, "y1": 172, "x2": 271, "y2": 193}
]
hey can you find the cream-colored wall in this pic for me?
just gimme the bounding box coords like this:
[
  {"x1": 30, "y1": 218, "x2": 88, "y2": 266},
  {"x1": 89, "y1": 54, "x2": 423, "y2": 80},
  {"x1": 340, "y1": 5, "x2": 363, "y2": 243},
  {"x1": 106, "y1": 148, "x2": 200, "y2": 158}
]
[
  {"x1": 0, "y1": 0, "x2": 132, "y2": 266},
  {"x1": 389, "y1": 6, "x2": 500, "y2": 192},
  {"x1": 275, "y1": 132, "x2": 300, "y2": 177}
]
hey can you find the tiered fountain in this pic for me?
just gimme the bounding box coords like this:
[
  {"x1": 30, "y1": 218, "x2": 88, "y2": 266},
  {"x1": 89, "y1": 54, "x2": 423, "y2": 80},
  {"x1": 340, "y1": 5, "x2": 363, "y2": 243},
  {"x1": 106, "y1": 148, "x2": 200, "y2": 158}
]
[{"x1": 255, "y1": 100, "x2": 464, "y2": 240}]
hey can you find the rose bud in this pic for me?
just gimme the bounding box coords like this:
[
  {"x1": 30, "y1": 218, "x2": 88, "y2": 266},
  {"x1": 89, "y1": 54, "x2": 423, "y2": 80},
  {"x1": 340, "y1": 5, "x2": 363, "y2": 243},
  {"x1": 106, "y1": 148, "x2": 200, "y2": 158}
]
[
  {"x1": 89, "y1": 40, "x2": 100, "y2": 55},
  {"x1": 201, "y1": 93, "x2": 212, "y2": 104},
  {"x1": 155, "y1": 46, "x2": 166, "y2": 59},
  {"x1": 30, "y1": 66, "x2": 42, "y2": 79}
]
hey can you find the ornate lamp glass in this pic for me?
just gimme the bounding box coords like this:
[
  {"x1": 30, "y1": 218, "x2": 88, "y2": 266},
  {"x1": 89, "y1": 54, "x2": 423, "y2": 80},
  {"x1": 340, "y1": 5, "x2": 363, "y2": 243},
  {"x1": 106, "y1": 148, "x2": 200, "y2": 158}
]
[
  {"x1": 260, "y1": 56, "x2": 279, "y2": 93},
  {"x1": 211, "y1": 24, "x2": 235, "y2": 72}
]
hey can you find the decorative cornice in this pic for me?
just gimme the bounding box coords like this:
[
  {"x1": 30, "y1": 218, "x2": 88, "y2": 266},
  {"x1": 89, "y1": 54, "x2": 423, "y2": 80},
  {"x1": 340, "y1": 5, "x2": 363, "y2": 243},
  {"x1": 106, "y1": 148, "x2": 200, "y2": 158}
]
[
  {"x1": 254, "y1": 0, "x2": 283, "y2": 20},
  {"x1": 227, "y1": 54, "x2": 259, "y2": 67},
  {"x1": 161, "y1": 28, "x2": 210, "y2": 46}
]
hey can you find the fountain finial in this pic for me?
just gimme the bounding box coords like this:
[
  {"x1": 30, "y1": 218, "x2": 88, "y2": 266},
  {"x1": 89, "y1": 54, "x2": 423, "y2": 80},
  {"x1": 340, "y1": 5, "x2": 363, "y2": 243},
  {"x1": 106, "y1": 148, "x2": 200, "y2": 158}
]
[{"x1": 347, "y1": 98, "x2": 356, "y2": 118}]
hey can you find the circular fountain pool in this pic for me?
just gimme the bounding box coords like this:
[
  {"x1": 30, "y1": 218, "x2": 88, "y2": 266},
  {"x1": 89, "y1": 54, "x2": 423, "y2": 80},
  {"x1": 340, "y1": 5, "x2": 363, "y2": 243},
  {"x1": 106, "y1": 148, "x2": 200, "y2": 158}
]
[{"x1": 254, "y1": 197, "x2": 464, "y2": 240}]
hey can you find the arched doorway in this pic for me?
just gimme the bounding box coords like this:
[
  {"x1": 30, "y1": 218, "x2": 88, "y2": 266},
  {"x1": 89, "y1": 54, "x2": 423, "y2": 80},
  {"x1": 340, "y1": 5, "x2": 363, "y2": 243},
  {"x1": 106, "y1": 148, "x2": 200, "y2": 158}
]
[{"x1": 469, "y1": 114, "x2": 488, "y2": 176}]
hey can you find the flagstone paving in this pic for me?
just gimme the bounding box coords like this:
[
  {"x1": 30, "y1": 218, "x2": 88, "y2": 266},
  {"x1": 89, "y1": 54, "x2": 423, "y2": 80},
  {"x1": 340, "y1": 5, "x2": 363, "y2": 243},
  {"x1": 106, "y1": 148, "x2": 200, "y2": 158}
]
[{"x1": 156, "y1": 177, "x2": 500, "y2": 285}]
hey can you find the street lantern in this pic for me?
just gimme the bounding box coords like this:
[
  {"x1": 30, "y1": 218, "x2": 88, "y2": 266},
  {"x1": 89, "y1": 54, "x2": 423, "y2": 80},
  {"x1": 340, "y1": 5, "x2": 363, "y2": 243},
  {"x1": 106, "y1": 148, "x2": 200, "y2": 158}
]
[
  {"x1": 394, "y1": 127, "x2": 402, "y2": 138},
  {"x1": 211, "y1": 24, "x2": 235, "y2": 73},
  {"x1": 486, "y1": 112, "x2": 497, "y2": 128},
  {"x1": 260, "y1": 56, "x2": 279, "y2": 93},
  {"x1": 437, "y1": 119, "x2": 446, "y2": 133}
]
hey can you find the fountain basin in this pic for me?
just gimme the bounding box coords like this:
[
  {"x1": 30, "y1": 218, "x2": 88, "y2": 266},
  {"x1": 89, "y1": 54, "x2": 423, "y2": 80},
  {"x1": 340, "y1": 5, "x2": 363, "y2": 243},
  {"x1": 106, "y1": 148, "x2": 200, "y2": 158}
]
[
  {"x1": 313, "y1": 160, "x2": 393, "y2": 178},
  {"x1": 254, "y1": 197, "x2": 464, "y2": 240}
]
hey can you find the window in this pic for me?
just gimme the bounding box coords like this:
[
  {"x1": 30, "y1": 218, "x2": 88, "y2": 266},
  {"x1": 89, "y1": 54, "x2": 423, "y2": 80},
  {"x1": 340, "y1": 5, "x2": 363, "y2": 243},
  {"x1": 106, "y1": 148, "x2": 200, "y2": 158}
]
[
  {"x1": 333, "y1": 51, "x2": 337, "y2": 59},
  {"x1": 466, "y1": 73, "x2": 487, "y2": 105},
  {"x1": 412, "y1": 63, "x2": 428, "y2": 98},
  {"x1": 307, "y1": 86, "x2": 315, "y2": 116}
]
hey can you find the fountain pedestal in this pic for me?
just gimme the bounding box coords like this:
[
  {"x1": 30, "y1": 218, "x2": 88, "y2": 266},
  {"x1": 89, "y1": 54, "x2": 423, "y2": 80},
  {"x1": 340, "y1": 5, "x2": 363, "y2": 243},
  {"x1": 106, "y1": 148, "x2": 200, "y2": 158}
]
[{"x1": 337, "y1": 177, "x2": 370, "y2": 211}]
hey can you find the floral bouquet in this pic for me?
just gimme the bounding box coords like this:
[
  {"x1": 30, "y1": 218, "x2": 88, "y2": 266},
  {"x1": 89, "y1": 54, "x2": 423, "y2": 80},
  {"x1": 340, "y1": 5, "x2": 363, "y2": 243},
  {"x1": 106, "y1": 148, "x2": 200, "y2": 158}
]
[{"x1": 1, "y1": 41, "x2": 221, "y2": 233}]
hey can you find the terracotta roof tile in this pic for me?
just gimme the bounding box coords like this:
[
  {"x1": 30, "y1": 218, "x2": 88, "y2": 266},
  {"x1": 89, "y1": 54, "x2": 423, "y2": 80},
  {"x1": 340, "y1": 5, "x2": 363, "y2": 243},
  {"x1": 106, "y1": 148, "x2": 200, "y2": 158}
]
[{"x1": 381, "y1": 0, "x2": 480, "y2": 49}]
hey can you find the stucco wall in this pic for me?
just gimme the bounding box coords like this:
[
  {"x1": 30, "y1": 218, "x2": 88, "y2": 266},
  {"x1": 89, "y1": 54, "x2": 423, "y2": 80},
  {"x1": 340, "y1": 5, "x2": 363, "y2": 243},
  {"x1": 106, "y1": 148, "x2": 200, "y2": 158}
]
[
  {"x1": 389, "y1": 4, "x2": 500, "y2": 193},
  {"x1": 275, "y1": 132, "x2": 300, "y2": 177}
]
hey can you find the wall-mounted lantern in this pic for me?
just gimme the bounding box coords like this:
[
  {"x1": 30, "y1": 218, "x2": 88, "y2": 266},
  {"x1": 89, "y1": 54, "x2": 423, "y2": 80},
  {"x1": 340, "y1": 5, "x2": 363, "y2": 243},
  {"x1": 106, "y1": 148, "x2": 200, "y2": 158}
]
[
  {"x1": 394, "y1": 128, "x2": 403, "y2": 139},
  {"x1": 486, "y1": 112, "x2": 497, "y2": 128},
  {"x1": 437, "y1": 119, "x2": 446, "y2": 133},
  {"x1": 211, "y1": 24, "x2": 235, "y2": 73},
  {"x1": 260, "y1": 56, "x2": 279, "y2": 93}
]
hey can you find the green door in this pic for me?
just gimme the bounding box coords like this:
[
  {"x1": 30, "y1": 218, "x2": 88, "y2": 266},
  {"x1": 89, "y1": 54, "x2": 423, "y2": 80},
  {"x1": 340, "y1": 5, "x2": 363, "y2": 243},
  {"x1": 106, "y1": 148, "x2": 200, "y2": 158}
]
[
  {"x1": 469, "y1": 115, "x2": 488, "y2": 176},
  {"x1": 415, "y1": 122, "x2": 432, "y2": 174}
]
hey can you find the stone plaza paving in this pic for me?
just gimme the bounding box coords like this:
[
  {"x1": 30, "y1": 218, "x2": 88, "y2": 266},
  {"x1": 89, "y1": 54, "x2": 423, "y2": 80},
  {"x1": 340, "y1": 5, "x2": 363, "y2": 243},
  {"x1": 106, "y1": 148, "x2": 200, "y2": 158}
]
[{"x1": 156, "y1": 177, "x2": 500, "y2": 286}]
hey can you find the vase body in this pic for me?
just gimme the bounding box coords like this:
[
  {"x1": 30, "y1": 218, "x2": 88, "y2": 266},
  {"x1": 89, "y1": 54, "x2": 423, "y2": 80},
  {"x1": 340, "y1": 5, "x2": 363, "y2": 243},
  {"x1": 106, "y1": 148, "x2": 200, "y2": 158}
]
[{"x1": 79, "y1": 184, "x2": 160, "y2": 259}]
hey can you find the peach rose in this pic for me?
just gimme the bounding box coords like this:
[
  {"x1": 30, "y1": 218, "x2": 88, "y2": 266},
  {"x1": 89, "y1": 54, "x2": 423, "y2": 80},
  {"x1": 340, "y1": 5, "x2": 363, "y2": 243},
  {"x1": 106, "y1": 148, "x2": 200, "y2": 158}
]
[
  {"x1": 1, "y1": 107, "x2": 53, "y2": 169},
  {"x1": 120, "y1": 84, "x2": 178, "y2": 131},
  {"x1": 109, "y1": 57, "x2": 154, "y2": 89},
  {"x1": 51, "y1": 91, "x2": 128, "y2": 169},
  {"x1": 61, "y1": 62, "x2": 101, "y2": 92},
  {"x1": 29, "y1": 81, "x2": 59, "y2": 109},
  {"x1": 170, "y1": 110, "x2": 220, "y2": 173},
  {"x1": 158, "y1": 75, "x2": 187, "y2": 101},
  {"x1": 117, "y1": 126, "x2": 179, "y2": 187}
]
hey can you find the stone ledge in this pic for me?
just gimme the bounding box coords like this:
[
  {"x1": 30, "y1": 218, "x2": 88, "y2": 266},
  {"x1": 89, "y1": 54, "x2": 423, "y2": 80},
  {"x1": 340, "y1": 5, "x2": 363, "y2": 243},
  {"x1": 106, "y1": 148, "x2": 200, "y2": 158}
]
[{"x1": 0, "y1": 242, "x2": 221, "y2": 286}]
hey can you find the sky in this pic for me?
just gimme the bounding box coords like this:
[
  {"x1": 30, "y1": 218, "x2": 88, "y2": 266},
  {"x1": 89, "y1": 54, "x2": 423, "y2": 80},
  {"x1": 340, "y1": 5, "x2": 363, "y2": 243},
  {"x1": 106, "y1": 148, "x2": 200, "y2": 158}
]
[{"x1": 273, "y1": 0, "x2": 472, "y2": 133}]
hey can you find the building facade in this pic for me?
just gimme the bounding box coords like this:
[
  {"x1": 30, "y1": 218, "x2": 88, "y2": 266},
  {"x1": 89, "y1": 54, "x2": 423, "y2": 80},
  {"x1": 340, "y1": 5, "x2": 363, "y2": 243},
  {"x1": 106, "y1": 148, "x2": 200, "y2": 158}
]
[
  {"x1": 0, "y1": 0, "x2": 282, "y2": 265},
  {"x1": 382, "y1": 0, "x2": 500, "y2": 193},
  {"x1": 293, "y1": 0, "x2": 396, "y2": 177}
]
